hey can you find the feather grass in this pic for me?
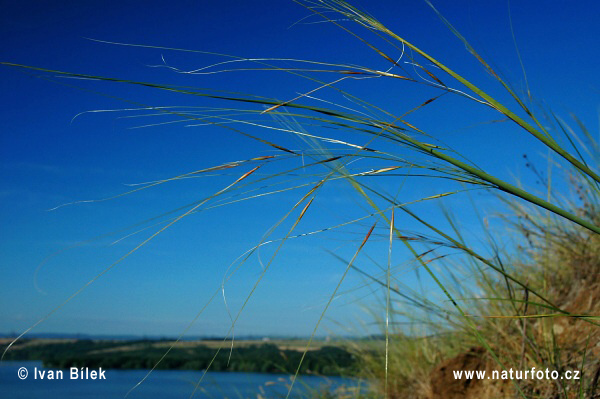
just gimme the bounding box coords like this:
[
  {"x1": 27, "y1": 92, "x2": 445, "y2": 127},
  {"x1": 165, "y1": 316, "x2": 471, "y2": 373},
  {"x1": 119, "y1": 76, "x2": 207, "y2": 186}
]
[{"x1": 2, "y1": 1, "x2": 599, "y2": 398}]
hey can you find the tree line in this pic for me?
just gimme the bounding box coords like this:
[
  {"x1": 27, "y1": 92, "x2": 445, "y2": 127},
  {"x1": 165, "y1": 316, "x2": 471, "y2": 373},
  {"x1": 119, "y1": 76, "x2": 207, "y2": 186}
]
[{"x1": 4, "y1": 339, "x2": 358, "y2": 376}]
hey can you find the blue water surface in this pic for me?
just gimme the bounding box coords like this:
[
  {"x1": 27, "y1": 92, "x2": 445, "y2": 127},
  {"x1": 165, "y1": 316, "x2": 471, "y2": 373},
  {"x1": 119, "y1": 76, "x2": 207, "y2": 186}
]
[{"x1": 1, "y1": 361, "x2": 359, "y2": 398}]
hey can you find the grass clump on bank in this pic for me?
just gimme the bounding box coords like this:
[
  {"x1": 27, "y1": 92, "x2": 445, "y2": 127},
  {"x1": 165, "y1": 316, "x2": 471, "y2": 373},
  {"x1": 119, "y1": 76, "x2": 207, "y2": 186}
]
[{"x1": 355, "y1": 177, "x2": 600, "y2": 398}]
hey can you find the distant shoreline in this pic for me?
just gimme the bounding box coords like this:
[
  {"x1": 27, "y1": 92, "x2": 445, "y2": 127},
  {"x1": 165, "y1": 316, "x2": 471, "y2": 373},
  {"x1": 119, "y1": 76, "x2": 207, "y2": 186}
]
[{"x1": 2, "y1": 338, "x2": 359, "y2": 376}]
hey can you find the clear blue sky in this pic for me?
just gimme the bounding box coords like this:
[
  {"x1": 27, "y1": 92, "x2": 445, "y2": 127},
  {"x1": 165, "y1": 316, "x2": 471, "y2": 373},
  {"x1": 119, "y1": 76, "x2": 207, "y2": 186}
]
[{"x1": 1, "y1": 0, "x2": 599, "y2": 337}]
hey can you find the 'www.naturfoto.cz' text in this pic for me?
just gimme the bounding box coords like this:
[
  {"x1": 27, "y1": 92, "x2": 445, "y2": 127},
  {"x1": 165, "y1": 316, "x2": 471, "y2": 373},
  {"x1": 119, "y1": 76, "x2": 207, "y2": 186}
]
[{"x1": 453, "y1": 368, "x2": 580, "y2": 381}]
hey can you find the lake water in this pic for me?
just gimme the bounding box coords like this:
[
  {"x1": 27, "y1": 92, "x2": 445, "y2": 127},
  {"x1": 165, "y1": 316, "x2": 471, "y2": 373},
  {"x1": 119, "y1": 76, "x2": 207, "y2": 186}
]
[{"x1": 2, "y1": 361, "x2": 360, "y2": 398}]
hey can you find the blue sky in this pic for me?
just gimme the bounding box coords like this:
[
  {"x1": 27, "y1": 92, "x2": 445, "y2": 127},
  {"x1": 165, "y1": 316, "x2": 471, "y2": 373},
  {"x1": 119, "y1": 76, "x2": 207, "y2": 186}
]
[{"x1": 2, "y1": 0, "x2": 599, "y2": 338}]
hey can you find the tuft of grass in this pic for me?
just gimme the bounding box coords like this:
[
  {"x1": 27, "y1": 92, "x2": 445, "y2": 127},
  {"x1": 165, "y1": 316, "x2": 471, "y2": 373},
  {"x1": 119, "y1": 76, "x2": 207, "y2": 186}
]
[{"x1": 352, "y1": 162, "x2": 600, "y2": 398}]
